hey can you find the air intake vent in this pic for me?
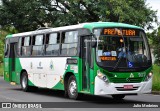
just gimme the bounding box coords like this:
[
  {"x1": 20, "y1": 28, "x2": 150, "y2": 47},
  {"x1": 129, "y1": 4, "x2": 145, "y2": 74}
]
[{"x1": 110, "y1": 77, "x2": 143, "y2": 83}]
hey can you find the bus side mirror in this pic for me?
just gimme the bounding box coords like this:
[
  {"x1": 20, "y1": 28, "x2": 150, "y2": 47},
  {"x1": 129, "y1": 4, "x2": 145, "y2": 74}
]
[{"x1": 91, "y1": 36, "x2": 97, "y2": 47}]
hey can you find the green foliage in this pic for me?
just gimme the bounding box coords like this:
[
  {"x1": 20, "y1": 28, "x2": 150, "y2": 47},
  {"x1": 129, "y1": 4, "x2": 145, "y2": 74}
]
[
  {"x1": 0, "y1": 27, "x2": 17, "y2": 62},
  {"x1": 0, "y1": 29, "x2": 7, "y2": 63},
  {"x1": 0, "y1": 0, "x2": 158, "y2": 32},
  {"x1": 0, "y1": 63, "x2": 3, "y2": 76},
  {"x1": 152, "y1": 65, "x2": 160, "y2": 91},
  {"x1": 0, "y1": 40, "x2": 4, "y2": 62},
  {"x1": 148, "y1": 27, "x2": 160, "y2": 64}
]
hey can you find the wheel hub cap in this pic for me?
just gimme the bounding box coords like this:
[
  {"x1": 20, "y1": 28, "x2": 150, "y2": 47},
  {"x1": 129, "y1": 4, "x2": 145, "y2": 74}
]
[{"x1": 69, "y1": 80, "x2": 77, "y2": 95}]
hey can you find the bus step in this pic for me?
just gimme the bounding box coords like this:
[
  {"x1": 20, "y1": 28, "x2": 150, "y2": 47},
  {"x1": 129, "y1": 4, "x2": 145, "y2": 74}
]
[
  {"x1": 10, "y1": 82, "x2": 16, "y2": 85},
  {"x1": 80, "y1": 91, "x2": 90, "y2": 94}
]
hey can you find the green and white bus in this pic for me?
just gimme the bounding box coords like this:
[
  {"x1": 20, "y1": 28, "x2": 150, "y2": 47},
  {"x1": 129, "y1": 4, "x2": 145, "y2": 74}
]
[{"x1": 4, "y1": 22, "x2": 153, "y2": 99}]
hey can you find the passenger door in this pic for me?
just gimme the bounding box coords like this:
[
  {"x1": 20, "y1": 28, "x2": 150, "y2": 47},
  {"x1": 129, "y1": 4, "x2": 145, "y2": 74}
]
[
  {"x1": 81, "y1": 36, "x2": 92, "y2": 91},
  {"x1": 9, "y1": 43, "x2": 17, "y2": 82}
]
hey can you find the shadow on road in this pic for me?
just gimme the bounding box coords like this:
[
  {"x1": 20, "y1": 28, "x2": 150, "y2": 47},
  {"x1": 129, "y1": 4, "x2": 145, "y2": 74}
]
[{"x1": 12, "y1": 87, "x2": 147, "y2": 104}]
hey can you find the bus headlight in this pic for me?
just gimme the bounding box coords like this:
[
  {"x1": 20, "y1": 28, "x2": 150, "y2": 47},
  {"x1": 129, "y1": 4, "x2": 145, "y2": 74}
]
[
  {"x1": 97, "y1": 70, "x2": 109, "y2": 83},
  {"x1": 145, "y1": 72, "x2": 153, "y2": 81}
]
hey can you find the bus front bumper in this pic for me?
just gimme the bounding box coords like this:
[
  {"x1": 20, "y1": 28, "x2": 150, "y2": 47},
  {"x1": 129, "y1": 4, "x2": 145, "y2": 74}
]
[{"x1": 94, "y1": 76, "x2": 152, "y2": 95}]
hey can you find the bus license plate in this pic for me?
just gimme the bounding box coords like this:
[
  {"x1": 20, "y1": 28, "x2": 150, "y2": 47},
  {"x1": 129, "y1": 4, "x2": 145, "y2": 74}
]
[{"x1": 123, "y1": 85, "x2": 133, "y2": 89}]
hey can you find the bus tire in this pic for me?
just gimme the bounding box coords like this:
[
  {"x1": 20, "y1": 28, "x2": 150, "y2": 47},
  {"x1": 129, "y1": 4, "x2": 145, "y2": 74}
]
[
  {"x1": 20, "y1": 72, "x2": 37, "y2": 92},
  {"x1": 67, "y1": 75, "x2": 79, "y2": 99},
  {"x1": 112, "y1": 94, "x2": 125, "y2": 100}
]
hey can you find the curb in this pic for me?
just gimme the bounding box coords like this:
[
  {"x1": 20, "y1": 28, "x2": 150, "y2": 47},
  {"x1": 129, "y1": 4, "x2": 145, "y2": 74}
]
[{"x1": 152, "y1": 91, "x2": 160, "y2": 95}]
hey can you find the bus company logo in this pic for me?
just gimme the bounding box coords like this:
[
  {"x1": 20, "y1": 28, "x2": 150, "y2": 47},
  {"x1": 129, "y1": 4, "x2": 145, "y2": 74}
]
[
  {"x1": 37, "y1": 62, "x2": 43, "y2": 69},
  {"x1": 50, "y1": 60, "x2": 54, "y2": 70},
  {"x1": 130, "y1": 73, "x2": 134, "y2": 78},
  {"x1": 126, "y1": 78, "x2": 130, "y2": 82}
]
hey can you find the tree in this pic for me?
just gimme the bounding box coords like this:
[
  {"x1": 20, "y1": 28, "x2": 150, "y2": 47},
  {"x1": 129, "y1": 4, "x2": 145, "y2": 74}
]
[
  {"x1": 0, "y1": 0, "x2": 158, "y2": 32},
  {"x1": 0, "y1": 29, "x2": 7, "y2": 62},
  {"x1": 148, "y1": 27, "x2": 160, "y2": 65},
  {"x1": 0, "y1": 26, "x2": 17, "y2": 62}
]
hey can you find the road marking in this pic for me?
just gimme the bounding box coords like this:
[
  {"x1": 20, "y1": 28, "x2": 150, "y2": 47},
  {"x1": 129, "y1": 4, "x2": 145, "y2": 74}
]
[{"x1": 0, "y1": 95, "x2": 22, "y2": 102}]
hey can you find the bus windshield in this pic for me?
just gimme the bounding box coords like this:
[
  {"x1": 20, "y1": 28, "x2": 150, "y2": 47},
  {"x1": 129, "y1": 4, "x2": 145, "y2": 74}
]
[{"x1": 94, "y1": 28, "x2": 151, "y2": 71}]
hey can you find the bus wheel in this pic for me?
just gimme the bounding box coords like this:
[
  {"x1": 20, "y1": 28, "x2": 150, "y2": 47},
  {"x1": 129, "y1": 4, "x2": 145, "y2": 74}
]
[
  {"x1": 21, "y1": 72, "x2": 37, "y2": 92},
  {"x1": 112, "y1": 94, "x2": 125, "y2": 100},
  {"x1": 67, "y1": 75, "x2": 78, "y2": 99}
]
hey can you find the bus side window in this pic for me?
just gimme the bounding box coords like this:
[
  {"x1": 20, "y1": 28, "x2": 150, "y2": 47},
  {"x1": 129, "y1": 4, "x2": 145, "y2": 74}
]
[
  {"x1": 32, "y1": 35, "x2": 44, "y2": 56},
  {"x1": 21, "y1": 36, "x2": 31, "y2": 56},
  {"x1": 45, "y1": 33, "x2": 60, "y2": 56},
  {"x1": 17, "y1": 37, "x2": 22, "y2": 56},
  {"x1": 60, "y1": 31, "x2": 78, "y2": 56}
]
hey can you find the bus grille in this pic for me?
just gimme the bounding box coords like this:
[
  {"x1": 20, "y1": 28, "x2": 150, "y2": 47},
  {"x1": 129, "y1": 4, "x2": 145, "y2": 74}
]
[{"x1": 110, "y1": 77, "x2": 143, "y2": 83}]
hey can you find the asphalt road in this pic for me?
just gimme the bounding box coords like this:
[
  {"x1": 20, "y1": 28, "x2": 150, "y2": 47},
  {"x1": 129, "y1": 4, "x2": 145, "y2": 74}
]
[{"x1": 0, "y1": 77, "x2": 160, "y2": 111}]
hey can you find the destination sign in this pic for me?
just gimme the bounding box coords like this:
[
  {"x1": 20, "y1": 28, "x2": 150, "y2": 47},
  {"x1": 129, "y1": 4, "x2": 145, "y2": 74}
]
[
  {"x1": 102, "y1": 28, "x2": 139, "y2": 36},
  {"x1": 100, "y1": 56, "x2": 116, "y2": 61}
]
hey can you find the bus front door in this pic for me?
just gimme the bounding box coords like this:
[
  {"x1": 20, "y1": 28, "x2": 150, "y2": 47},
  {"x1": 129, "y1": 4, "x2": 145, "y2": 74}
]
[{"x1": 81, "y1": 36, "x2": 91, "y2": 92}]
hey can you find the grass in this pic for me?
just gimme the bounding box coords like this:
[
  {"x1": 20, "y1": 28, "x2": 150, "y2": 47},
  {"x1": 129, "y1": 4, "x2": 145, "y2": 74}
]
[
  {"x1": 0, "y1": 63, "x2": 3, "y2": 76},
  {"x1": 152, "y1": 65, "x2": 160, "y2": 91}
]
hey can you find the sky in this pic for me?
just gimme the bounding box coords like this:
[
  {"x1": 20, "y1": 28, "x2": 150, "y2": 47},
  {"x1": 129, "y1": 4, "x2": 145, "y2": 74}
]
[
  {"x1": 147, "y1": 0, "x2": 160, "y2": 17},
  {"x1": 146, "y1": 0, "x2": 160, "y2": 30}
]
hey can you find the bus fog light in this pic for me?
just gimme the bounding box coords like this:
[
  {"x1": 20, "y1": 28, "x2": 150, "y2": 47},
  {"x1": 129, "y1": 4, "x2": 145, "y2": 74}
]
[{"x1": 102, "y1": 76, "x2": 108, "y2": 82}]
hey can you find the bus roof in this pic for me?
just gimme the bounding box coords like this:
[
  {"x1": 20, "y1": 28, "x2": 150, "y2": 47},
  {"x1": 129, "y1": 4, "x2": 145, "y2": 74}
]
[
  {"x1": 6, "y1": 22, "x2": 143, "y2": 38},
  {"x1": 83, "y1": 22, "x2": 142, "y2": 30}
]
